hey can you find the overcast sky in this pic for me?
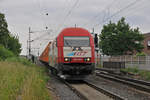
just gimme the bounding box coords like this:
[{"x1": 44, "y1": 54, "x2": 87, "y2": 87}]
[{"x1": 0, "y1": 0, "x2": 150, "y2": 55}]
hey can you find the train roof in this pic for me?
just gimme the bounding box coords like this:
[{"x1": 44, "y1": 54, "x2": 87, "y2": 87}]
[{"x1": 57, "y1": 27, "x2": 91, "y2": 37}]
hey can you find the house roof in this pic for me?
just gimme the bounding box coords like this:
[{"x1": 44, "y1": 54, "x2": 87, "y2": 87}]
[{"x1": 143, "y1": 33, "x2": 150, "y2": 37}]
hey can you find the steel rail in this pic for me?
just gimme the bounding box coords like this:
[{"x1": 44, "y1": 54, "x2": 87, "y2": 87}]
[
  {"x1": 84, "y1": 80, "x2": 126, "y2": 100},
  {"x1": 99, "y1": 71, "x2": 150, "y2": 86},
  {"x1": 96, "y1": 68, "x2": 150, "y2": 86},
  {"x1": 60, "y1": 79, "x2": 89, "y2": 100},
  {"x1": 61, "y1": 79, "x2": 125, "y2": 100},
  {"x1": 45, "y1": 65, "x2": 126, "y2": 100},
  {"x1": 96, "y1": 72, "x2": 150, "y2": 93}
]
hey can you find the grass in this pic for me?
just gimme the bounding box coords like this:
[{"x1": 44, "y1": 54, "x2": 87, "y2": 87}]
[
  {"x1": 5, "y1": 57, "x2": 34, "y2": 66},
  {"x1": 97, "y1": 64, "x2": 103, "y2": 68},
  {"x1": 121, "y1": 67, "x2": 139, "y2": 74},
  {"x1": 121, "y1": 67, "x2": 150, "y2": 81},
  {"x1": 0, "y1": 58, "x2": 51, "y2": 100}
]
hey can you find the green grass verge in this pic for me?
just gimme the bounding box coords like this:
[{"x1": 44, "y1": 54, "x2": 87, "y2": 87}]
[
  {"x1": 0, "y1": 59, "x2": 51, "y2": 100},
  {"x1": 5, "y1": 57, "x2": 34, "y2": 66},
  {"x1": 121, "y1": 67, "x2": 150, "y2": 81},
  {"x1": 97, "y1": 64, "x2": 103, "y2": 68}
]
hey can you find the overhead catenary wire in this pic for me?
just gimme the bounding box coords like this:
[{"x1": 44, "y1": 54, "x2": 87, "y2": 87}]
[
  {"x1": 57, "y1": 0, "x2": 72, "y2": 19},
  {"x1": 34, "y1": 0, "x2": 49, "y2": 29},
  {"x1": 118, "y1": 0, "x2": 148, "y2": 19},
  {"x1": 56, "y1": 0, "x2": 80, "y2": 34},
  {"x1": 83, "y1": 0, "x2": 116, "y2": 27},
  {"x1": 31, "y1": 29, "x2": 54, "y2": 42},
  {"x1": 61, "y1": 0, "x2": 79, "y2": 25},
  {"x1": 92, "y1": 0, "x2": 142, "y2": 28},
  {"x1": 31, "y1": 0, "x2": 54, "y2": 45}
]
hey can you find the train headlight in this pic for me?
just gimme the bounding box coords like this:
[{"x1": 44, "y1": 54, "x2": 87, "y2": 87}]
[
  {"x1": 64, "y1": 58, "x2": 69, "y2": 61},
  {"x1": 87, "y1": 58, "x2": 90, "y2": 61},
  {"x1": 84, "y1": 58, "x2": 91, "y2": 62},
  {"x1": 64, "y1": 58, "x2": 70, "y2": 62}
]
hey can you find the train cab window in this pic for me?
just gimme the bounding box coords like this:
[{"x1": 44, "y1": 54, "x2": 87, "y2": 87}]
[{"x1": 64, "y1": 36, "x2": 90, "y2": 47}]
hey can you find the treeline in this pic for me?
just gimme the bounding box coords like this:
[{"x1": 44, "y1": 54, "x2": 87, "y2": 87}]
[
  {"x1": 0, "y1": 12, "x2": 21, "y2": 60},
  {"x1": 99, "y1": 17, "x2": 144, "y2": 56}
]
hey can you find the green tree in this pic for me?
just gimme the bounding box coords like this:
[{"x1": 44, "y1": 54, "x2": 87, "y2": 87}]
[
  {"x1": 99, "y1": 17, "x2": 144, "y2": 56},
  {"x1": 0, "y1": 13, "x2": 9, "y2": 48},
  {"x1": 0, "y1": 45, "x2": 14, "y2": 60},
  {"x1": 7, "y1": 35, "x2": 22, "y2": 56},
  {"x1": 0, "y1": 12, "x2": 21, "y2": 56}
]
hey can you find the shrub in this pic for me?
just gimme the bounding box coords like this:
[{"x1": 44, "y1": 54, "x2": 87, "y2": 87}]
[
  {"x1": 97, "y1": 64, "x2": 103, "y2": 68},
  {"x1": 0, "y1": 45, "x2": 14, "y2": 60},
  {"x1": 136, "y1": 52, "x2": 146, "y2": 56},
  {"x1": 128, "y1": 67, "x2": 139, "y2": 74},
  {"x1": 121, "y1": 67, "x2": 150, "y2": 81},
  {"x1": 139, "y1": 70, "x2": 150, "y2": 81},
  {"x1": 6, "y1": 57, "x2": 34, "y2": 66},
  {"x1": 121, "y1": 67, "x2": 139, "y2": 74}
]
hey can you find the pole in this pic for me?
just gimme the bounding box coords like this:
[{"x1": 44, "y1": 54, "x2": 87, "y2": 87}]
[
  {"x1": 29, "y1": 27, "x2": 31, "y2": 56},
  {"x1": 75, "y1": 24, "x2": 77, "y2": 28},
  {"x1": 38, "y1": 48, "x2": 39, "y2": 57},
  {"x1": 27, "y1": 40, "x2": 28, "y2": 56},
  {"x1": 92, "y1": 28, "x2": 94, "y2": 34}
]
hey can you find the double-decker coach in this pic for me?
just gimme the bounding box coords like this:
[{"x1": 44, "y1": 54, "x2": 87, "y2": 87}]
[{"x1": 40, "y1": 27, "x2": 95, "y2": 80}]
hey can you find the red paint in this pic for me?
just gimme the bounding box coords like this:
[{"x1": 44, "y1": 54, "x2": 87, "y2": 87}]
[
  {"x1": 40, "y1": 27, "x2": 95, "y2": 65},
  {"x1": 57, "y1": 27, "x2": 95, "y2": 63}
]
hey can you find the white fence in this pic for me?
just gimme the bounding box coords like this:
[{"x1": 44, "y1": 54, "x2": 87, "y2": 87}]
[{"x1": 98, "y1": 55, "x2": 150, "y2": 70}]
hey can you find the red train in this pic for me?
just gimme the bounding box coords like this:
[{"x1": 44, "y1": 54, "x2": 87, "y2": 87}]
[{"x1": 40, "y1": 27, "x2": 95, "y2": 80}]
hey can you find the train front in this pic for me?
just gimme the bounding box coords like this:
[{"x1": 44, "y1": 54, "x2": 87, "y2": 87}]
[{"x1": 57, "y1": 28, "x2": 95, "y2": 80}]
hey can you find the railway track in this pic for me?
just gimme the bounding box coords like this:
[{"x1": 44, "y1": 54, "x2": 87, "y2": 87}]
[
  {"x1": 96, "y1": 68, "x2": 150, "y2": 93},
  {"x1": 44, "y1": 63, "x2": 150, "y2": 100},
  {"x1": 62, "y1": 80, "x2": 125, "y2": 100}
]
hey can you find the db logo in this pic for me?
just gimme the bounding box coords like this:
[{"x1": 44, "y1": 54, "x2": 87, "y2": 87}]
[{"x1": 74, "y1": 51, "x2": 87, "y2": 56}]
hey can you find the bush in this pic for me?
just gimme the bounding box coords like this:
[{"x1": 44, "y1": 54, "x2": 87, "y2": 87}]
[
  {"x1": 97, "y1": 64, "x2": 103, "y2": 68},
  {"x1": 139, "y1": 70, "x2": 150, "y2": 80},
  {"x1": 121, "y1": 67, "x2": 139, "y2": 74},
  {"x1": 121, "y1": 67, "x2": 150, "y2": 81},
  {"x1": 6, "y1": 57, "x2": 34, "y2": 66},
  {"x1": 0, "y1": 45, "x2": 14, "y2": 60},
  {"x1": 136, "y1": 52, "x2": 146, "y2": 56}
]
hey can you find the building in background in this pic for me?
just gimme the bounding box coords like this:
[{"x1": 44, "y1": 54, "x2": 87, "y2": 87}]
[{"x1": 142, "y1": 33, "x2": 150, "y2": 55}]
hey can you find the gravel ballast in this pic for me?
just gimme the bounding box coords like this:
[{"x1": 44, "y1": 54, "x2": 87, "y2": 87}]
[{"x1": 86, "y1": 75, "x2": 150, "y2": 100}]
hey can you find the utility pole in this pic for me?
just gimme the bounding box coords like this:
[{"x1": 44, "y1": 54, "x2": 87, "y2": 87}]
[
  {"x1": 27, "y1": 40, "x2": 28, "y2": 57},
  {"x1": 75, "y1": 24, "x2": 77, "y2": 28},
  {"x1": 29, "y1": 27, "x2": 31, "y2": 57},
  {"x1": 92, "y1": 28, "x2": 94, "y2": 34}
]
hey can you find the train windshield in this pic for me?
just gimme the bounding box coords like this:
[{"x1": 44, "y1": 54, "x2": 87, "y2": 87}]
[{"x1": 64, "y1": 36, "x2": 90, "y2": 47}]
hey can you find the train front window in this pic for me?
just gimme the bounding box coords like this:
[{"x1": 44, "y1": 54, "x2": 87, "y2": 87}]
[{"x1": 64, "y1": 36, "x2": 90, "y2": 47}]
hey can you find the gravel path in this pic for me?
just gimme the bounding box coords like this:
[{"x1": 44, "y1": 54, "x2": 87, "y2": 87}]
[
  {"x1": 71, "y1": 83, "x2": 113, "y2": 100},
  {"x1": 36, "y1": 60, "x2": 81, "y2": 100},
  {"x1": 86, "y1": 75, "x2": 150, "y2": 100},
  {"x1": 47, "y1": 73, "x2": 82, "y2": 100}
]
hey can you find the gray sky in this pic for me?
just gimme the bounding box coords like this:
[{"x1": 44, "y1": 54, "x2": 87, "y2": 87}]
[{"x1": 0, "y1": 0, "x2": 150, "y2": 55}]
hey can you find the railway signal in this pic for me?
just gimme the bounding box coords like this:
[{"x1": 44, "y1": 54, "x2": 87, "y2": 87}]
[{"x1": 94, "y1": 34, "x2": 98, "y2": 48}]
